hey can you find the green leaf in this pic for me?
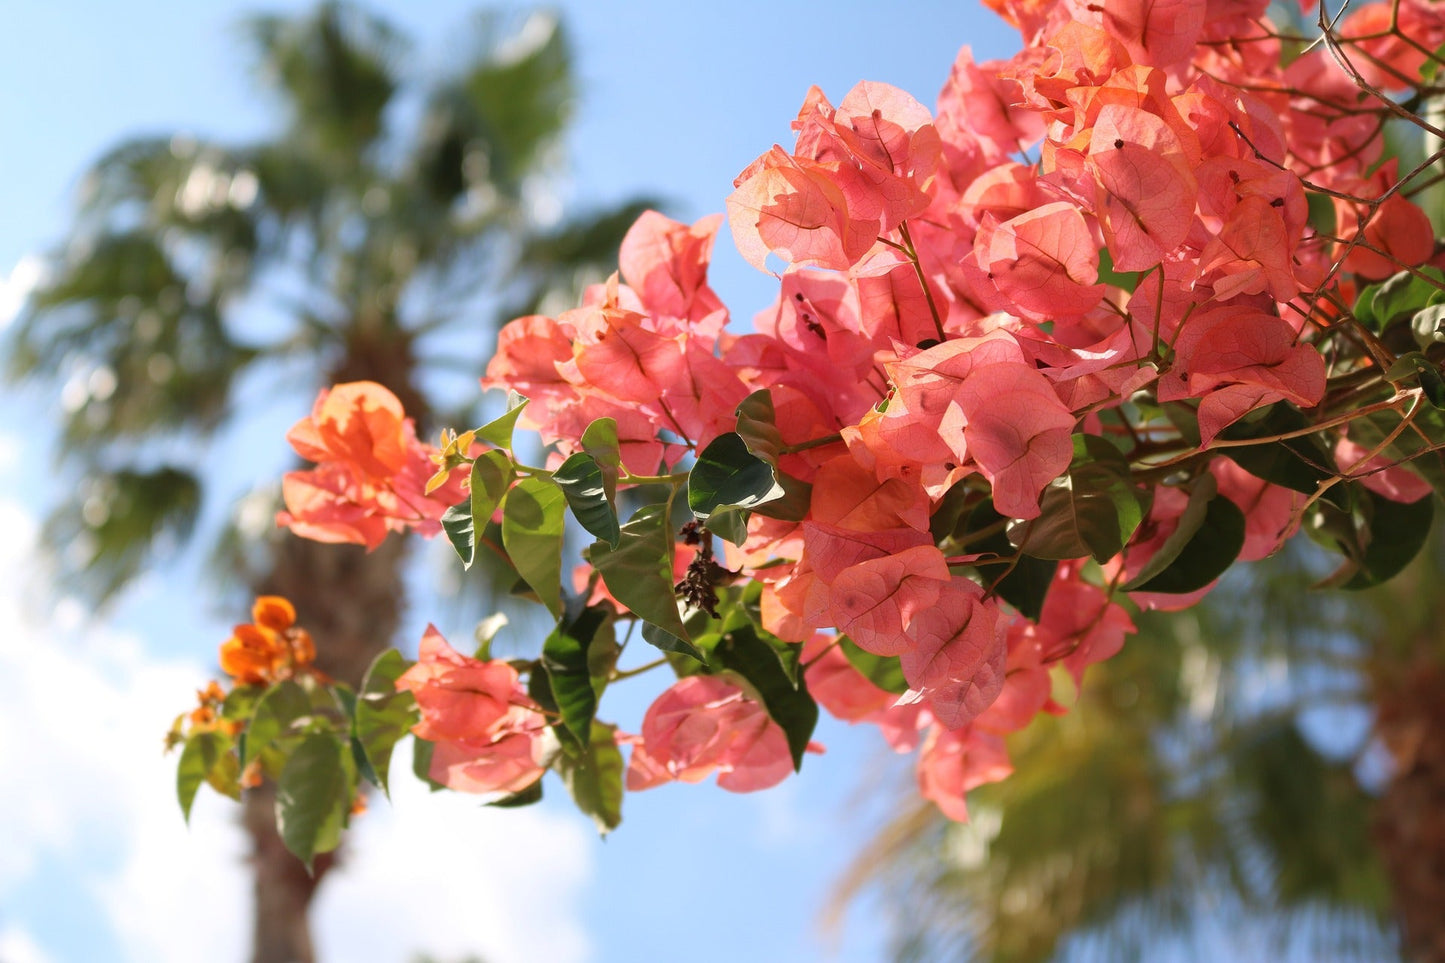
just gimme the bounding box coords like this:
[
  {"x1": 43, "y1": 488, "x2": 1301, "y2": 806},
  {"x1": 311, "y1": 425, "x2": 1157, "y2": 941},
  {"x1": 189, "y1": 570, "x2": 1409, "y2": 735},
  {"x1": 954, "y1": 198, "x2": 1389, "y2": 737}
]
[
  {"x1": 542, "y1": 605, "x2": 613, "y2": 747},
  {"x1": 501, "y1": 477, "x2": 566, "y2": 616},
  {"x1": 1423, "y1": 42, "x2": 1445, "y2": 82},
  {"x1": 220, "y1": 684, "x2": 263, "y2": 723},
  {"x1": 411, "y1": 736, "x2": 445, "y2": 792},
  {"x1": 585, "y1": 504, "x2": 695, "y2": 649},
  {"x1": 553, "y1": 452, "x2": 621, "y2": 547},
  {"x1": 640, "y1": 621, "x2": 706, "y2": 663},
  {"x1": 555, "y1": 720, "x2": 624, "y2": 834},
  {"x1": 731, "y1": 392, "x2": 813, "y2": 523},
  {"x1": 839, "y1": 636, "x2": 909, "y2": 695},
  {"x1": 1011, "y1": 434, "x2": 1141, "y2": 563},
  {"x1": 445, "y1": 451, "x2": 515, "y2": 570},
  {"x1": 242, "y1": 680, "x2": 312, "y2": 773},
  {"x1": 1357, "y1": 267, "x2": 1445, "y2": 332},
  {"x1": 275, "y1": 732, "x2": 355, "y2": 871},
  {"x1": 1411, "y1": 303, "x2": 1445, "y2": 349},
  {"x1": 963, "y1": 501, "x2": 1057, "y2": 621},
  {"x1": 177, "y1": 730, "x2": 230, "y2": 823},
  {"x1": 470, "y1": 449, "x2": 513, "y2": 535},
  {"x1": 354, "y1": 649, "x2": 418, "y2": 796},
  {"x1": 715, "y1": 624, "x2": 818, "y2": 770},
  {"x1": 1123, "y1": 474, "x2": 1246, "y2": 594},
  {"x1": 735, "y1": 390, "x2": 786, "y2": 464},
  {"x1": 1386, "y1": 352, "x2": 1445, "y2": 409},
  {"x1": 474, "y1": 394, "x2": 530, "y2": 449},
  {"x1": 1342, "y1": 492, "x2": 1434, "y2": 589},
  {"x1": 750, "y1": 473, "x2": 813, "y2": 523},
  {"x1": 1096, "y1": 246, "x2": 1140, "y2": 293},
  {"x1": 581, "y1": 417, "x2": 620, "y2": 503},
  {"x1": 441, "y1": 500, "x2": 476, "y2": 568},
  {"x1": 1218, "y1": 404, "x2": 1336, "y2": 495},
  {"x1": 688, "y1": 432, "x2": 784, "y2": 545}
]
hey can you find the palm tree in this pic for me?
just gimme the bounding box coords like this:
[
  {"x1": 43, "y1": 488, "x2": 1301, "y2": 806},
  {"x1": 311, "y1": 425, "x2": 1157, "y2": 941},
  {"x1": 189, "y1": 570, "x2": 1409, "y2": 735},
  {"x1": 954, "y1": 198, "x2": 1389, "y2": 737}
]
[
  {"x1": 7, "y1": 5, "x2": 650, "y2": 961},
  {"x1": 835, "y1": 534, "x2": 1445, "y2": 961}
]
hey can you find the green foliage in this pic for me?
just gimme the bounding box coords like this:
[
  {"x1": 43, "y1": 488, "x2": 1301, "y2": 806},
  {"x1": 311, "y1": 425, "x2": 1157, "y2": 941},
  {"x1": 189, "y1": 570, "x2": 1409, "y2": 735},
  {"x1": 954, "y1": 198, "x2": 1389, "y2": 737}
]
[
  {"x1": 540, "y1": 604, "x2": 614, "y2": 748},
  {"x1": 1010, "y1": 434, "x2": 1143, "y2": 564},
  {"x1": 276, "y1": 732, "x2": 357, "y2": 872},
  {"x1": 1123, "y1": 474, "x2": 1246, "y2": 594},
  {"x1": 688, "y1": 432, "x2": 784, "y2": 545},
  {"x1": 715, "y1": 623, "x2": 817, "y2": 771},
  {"x1": 500, "y1": 477, "x2": 566, "y2": 616},
  {"x1": 354, "y1": 650, "x2": 419, "y2": 796},
  {"x1": 840, "y1": 637, "x2": 910, "y2": 695},
  {"x1": 177, "y1": 730, "x2": 237, "y2": 822},
  {"x1": 555, "y1": 720, "x2": 625, "y2": 834},
  {"x1": 553, "y1": 452, "x2": 621, "y2": 547},
  {"x1": 584, "y1": 504, "x2": 698, "y2": 656}
]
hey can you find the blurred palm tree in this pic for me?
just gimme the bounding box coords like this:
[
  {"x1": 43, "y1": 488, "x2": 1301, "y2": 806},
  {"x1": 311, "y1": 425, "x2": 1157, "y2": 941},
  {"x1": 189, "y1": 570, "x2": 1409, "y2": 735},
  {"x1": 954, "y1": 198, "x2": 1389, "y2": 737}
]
[
  {"x1": 7, "y1": 4, "x2": 651, "y2": 961},
  {"x1": 836, "y1": 533, "x2": 1445, "y2": 962}
]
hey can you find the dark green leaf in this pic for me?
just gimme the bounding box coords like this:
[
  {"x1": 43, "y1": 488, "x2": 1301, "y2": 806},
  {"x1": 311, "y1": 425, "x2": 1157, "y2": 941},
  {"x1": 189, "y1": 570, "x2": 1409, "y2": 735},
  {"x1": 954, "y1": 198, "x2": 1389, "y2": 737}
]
[
  {"x1": 688, "y1": 432, "x2": 784, "y2": 544},
  {"x1": 581, "y1": 417, "x2": 620, "y2": 502},
  {"x1": 474, "y1": 394, "x2": 530, "y2": 449},
  {"x1": 1219, "y1": 404, "x2": 1337, "y2": 495},
  {"x1": 542, "y1": 605, "x2": 613, "y2": 747},
  {"x1": 964, "y1": 501, "x2": 1057, "y2": 621},
  {"x1": 715, "y1": 624, "x2": 818, "y2": 770},
  {"x1": 1357, "y1": 267, "x2": 1445, "y2": 332},
  {"x1": 242, "y1": 680, "x2": 312, "y2": 772},
  {"x1": 441, "y1": 499, "x2": 476, "y2": 568},
  {"x1": 555, "y1": 720, "x2": 624, "y2": 834},
  {"x1": 1342, "y1": 492, "x2": 1434, "y2": 589},
  {"x1": 501, "y1": 477, "x2": 566, "y2": 616},
  {"x1": 553, "y1": 452, "x2": 620, "y2": 547},
  {"x1": 750, "y1": 472, "x2": 813, "y2": 523},
  {"x1": 1124, "y1": 475, "x2": 1246, "y2": 594},
  {"x1": 585, "y1": 504, "x2": 693, "y2": 647},
  {"x1": 275, "y1": 732, "x2": 355, "y2": 871},
  {"x1": 731, "y1": 392, "x2": 813, "y2": 523},
  {"x1": 839, "y1": 636, "x2": 909, "y2": 695},
  {"x1": 354, "y1": 649, "x2": 418, "y2": 796},
  {"x1": 1385, "y1": 352, "x2": 1445, "y2": 409},
  {"x1": 1011, "y1": 435, "x2": 1141, "y2": 563}
]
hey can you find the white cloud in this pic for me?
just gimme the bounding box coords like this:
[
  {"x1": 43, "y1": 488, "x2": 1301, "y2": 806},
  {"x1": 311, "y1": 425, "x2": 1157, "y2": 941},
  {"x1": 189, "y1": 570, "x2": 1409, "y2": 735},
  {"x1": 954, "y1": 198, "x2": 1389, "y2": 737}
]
[
  {"x1": 0, "y1": 256, "x2": 46, "y2": 330},
  {"x1": 315, "y1": 743, "x2": 594, "y2": 963},
  {"x1": 0, "y1": 496, "x2": 594, "y2": 963},
  {"x1": 0, "y1": 925, "x2": 54, "y2": 963}
]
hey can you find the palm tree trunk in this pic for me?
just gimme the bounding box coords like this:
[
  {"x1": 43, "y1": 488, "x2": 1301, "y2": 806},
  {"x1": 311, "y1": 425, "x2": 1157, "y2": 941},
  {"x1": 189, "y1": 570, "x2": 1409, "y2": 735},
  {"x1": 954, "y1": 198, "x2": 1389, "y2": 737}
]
[
  {"x1": 242, "y1": 339, "x2": 423, "y2": 963},
  {"x1": 1373, "y1": 655, "x2": 1445, "y2": 963}
]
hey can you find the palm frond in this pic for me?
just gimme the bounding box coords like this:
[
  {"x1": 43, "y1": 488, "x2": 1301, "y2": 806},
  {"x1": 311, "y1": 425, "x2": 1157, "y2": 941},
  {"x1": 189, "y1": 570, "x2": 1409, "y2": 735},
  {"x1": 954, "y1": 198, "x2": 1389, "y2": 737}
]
[
  {"x1": 42, "y1": 466, "x2": 202, "y2": 603},
  {"x1": 242, "y1": 2, "x2": 406, "y2": 170}
]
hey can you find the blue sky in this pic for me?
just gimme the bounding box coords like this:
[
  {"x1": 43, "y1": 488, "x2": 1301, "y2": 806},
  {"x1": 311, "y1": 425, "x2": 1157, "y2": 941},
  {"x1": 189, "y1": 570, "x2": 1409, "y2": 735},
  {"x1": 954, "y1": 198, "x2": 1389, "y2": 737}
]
[{"x1": 0, "y1": 4, "x2": 1020, "y2": 962}]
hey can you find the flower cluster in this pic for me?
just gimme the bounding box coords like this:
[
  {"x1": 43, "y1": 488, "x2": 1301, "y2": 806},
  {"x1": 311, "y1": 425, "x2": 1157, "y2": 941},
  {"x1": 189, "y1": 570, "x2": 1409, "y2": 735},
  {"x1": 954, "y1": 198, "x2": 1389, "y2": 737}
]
[
  {"x1": 219, "y1": 595, "x2": 318, "y2": 686},
  {"x1": 278, "y1": 381, "x2": 467, "y2": 549},
  {"x1": 395, "y1": 627, "x2": 551, "y2": 795},
  {"x1": 239, "y1": 0, "x2": 1445, "y2": 844}
]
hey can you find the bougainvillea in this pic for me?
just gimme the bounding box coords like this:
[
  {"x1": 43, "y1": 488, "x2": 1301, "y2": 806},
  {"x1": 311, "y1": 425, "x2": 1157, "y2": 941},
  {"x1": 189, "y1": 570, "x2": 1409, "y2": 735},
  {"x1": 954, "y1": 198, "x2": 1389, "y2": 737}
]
[{"x1": 173, "y1": 0, "x2": 1445, "y2": 865}]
